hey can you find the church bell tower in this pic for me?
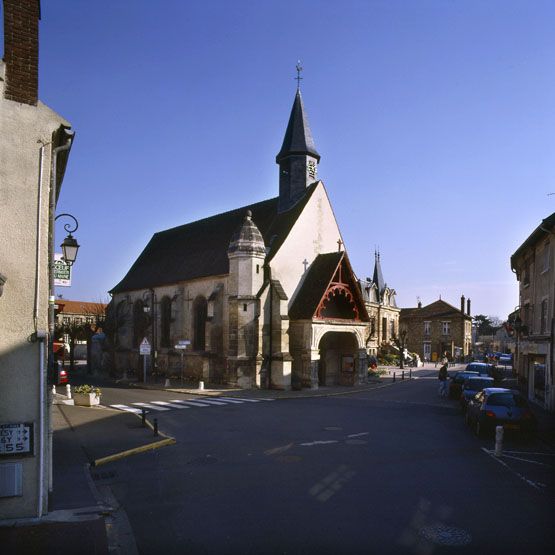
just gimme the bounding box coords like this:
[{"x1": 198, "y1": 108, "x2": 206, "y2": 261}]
[{"x1": 276, "y1": 85, "x2": 320, "y2": 213}]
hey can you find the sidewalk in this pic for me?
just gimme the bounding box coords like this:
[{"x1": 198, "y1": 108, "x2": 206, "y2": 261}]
[{"x1": 0, "y1": 402, "x2": 161, "y2": 554}]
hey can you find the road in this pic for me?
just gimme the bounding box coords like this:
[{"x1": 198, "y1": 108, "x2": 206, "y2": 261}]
[{"x1": 88, "y1": 374, "x2": 555, "y2": 554}]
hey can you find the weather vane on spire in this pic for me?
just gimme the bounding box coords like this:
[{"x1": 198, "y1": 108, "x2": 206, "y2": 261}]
[{"x1": 295, "y1": 60, "x2": 303, "y2": 90}]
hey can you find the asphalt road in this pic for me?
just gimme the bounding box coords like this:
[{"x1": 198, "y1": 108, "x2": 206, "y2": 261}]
[{"x1": 92, "y1": 376, "x2": 555, "y2": 554}]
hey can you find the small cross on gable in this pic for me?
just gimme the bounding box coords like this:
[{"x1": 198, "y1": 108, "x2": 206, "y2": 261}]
[{"x1": 337, "y1": 239, "x2": 343, "y2": 252}]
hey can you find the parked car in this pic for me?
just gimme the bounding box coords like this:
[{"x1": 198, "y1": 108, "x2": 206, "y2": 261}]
[
  {"x1": 465, "y1": 388, "x2": 537, "y2": 437},
  {"x1": 498, "y1": 354, "x2": 513, "y2": 366},
  {"x1": 465, "y1": 362, "x2": 504, "y2": 381},
  {"x1": 459, "y1": 376, "x2": 494, "y2": 412},
  {"x1": 448, "y1": 370, "x2": 479, "y2": 399}
]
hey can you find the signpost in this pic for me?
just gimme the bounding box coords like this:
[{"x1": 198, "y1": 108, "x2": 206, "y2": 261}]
[
  {"x1": 53, "y1": 253, "x2": 72, "y2": 287},
  {"x1": 0, "y1": 423, "x2": 33, "y2": 457},
  {"x1": 140, "y1": 337, "x2": 151, "y2": 383},
  {"x1": 175, "y1": 340, "x2": 190, "y2": 386}
]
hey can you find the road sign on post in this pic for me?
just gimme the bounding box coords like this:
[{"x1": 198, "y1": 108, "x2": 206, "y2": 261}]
[
  {"x1": 140, "y1": 338, "x2": 151, "y2": 382},
  {"x1": 174, "y1": 340, "x2": 190, "y2": 385}
]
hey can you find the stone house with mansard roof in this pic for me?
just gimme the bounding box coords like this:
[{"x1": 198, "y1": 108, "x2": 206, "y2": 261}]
[
  {"x1": 358, "y1": 251, "x2": 400, "y2": 356},
  {"x1": 110, "y1": 88, "x2": 374, "y2": 389},
  {"x1": 510, "y1": 212, "x2": 554, "y2": 412}
]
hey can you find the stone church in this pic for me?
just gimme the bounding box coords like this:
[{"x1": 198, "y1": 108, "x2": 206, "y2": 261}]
[{"x1": 110, "y1": 89, "x2": 388, "y2": 389}]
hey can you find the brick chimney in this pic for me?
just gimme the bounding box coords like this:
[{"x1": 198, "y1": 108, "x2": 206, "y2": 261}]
[
  {"x1": 2, "y1": 0, "x2": 41, "y2": 105},
  {"x1": 460, "y1": 295, "x2": 465, "y2": 313}
]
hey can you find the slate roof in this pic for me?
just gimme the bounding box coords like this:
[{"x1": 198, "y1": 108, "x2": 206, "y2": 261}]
[
  {"x1": 400, "y1": 299, "x2": 471, "y2": 320},
  {"x1": 372, "y1": 252, "x2": 386, "y2": 295},
  {"x1": 289, "y1": 252, "x2": 369, "y2": 321},
  {"x1": 510, "y1": 211, "x2": 555, "y2": 269},
  {"x1": 111, "y1": 183, "x2": 319, "y2": 294},
  {"x1": 276, "y1": 90, "x2": 320, "y2": 163}
]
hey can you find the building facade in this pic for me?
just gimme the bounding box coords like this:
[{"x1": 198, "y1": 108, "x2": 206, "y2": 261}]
[
  {"x1": 110, "y1": 89, "x2": 372, "y2": 389},
  {"x1": 510, "y1": 212, "x2": 554, "y2": 412},
  {"x1": 0, "y1": 1, "x2": 74, "y2": 518},
  {"x1": 400, "y1": 297, "x2": 472, "y2": 362},
  {"x1": 358, "y1": 252, "x2": 400, "y2": 356}
]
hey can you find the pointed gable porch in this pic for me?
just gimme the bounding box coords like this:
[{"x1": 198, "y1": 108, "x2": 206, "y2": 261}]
[{"x1": 289, "y1": 252, "x2": 370, "y2": 389}]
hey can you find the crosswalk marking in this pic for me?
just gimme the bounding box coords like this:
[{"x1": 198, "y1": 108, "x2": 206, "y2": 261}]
[
  {"x1": 107, "y1": 396, "x2": 275, "y2": 414},
  {"x1": 132, "y1": 402, "x2": 170, "y2": 411},
  {"x1": 169, "y1": 400, "x2": 211, "y2": 407},
  {"x1": 150, "y1": 401, "x2": 189, "y2": 409},
  {"x1": 110, "y1": 404, "x2": 142, "y2": 413},
  {"x1": 193, "y1": 398, "x2": 227, "y2": 405}
]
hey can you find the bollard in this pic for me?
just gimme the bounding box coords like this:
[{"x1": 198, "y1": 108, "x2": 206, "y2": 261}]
[
  {"x1": 198, "y1": 381, "x2": 204, "y2": 390},
  {"x1": 402, "y1": 370, "x2": 405, "y2": 380},
  {"x1": 141, "y1": 407, "x2": 147, "y2": 427},
  {"x1": 164, "y1": 378, "x2": 171, "y2": 388},
  {"x1": 495, "y1": 425, "x2": 504, "y2": 457},
  {"x1": 66, "y1": 384, "x2": 71, "y2": 399},
  {"x1": 153, "y1": 418, "x2": 158, "y2": 436},
  {"x1": 52, "y1": 385, "x2": 57, "y2": 395},
  {"x1": 393, "y1": 372, "x2": 396, "y2": 383},
  {"x1": 409, "y1": 368, "x2": 412, "y2": 380}
]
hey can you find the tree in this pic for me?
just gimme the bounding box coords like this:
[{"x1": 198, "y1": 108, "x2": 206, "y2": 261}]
[
  {"x1": 82, "y1": 301, "x2": 107, "y2": 373},
  {"x1": 392, "y1": 326, "x2": 409, "y2": 369},
  {"x1": 474, "y1": 315, "x2": 503, "y2": 336},
  {"x1": 54, "y1": 320, "x2": 87, "y2": 372}
]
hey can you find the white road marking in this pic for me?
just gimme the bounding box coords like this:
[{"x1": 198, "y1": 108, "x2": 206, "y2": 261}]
[
  {"x1": 150, "y1": 401, "x2": 189, "y2": 409},
  {"x1": 264, "y1": 443, "x2": 294, "y2": 456},
  {"x1": 502, "y1": 450, "x2": 555, "y2": 457},
  {"x1": 218, "y1": 397, "x2": 258, "y2": 403},
  {"x1": 110, "y1": 404, "x2": 142, "y2": 413},
  {"x1": 481, "y1": 447, "x2": 542, "y2": 491},
  {"x1": 194, "y1": 398, "x2": 228, "y2": 406},
  {"x1": 207, "y1": 398, "x2": 244, "y2": 404},
  {"x1": 347, "y1": 432, "x2": 369, "y2": 438},
  {"x1": 132, "y1": 402, "x2": 170, "y2": 411},
  {"x1": 496, "y1": 453, "x2": 554, "y2": 468},
  {"x1": 169, "y1": 399, "x2": 211, "y2": 408},
  {"x1": 299, "y1": 440, "x2": 338, "y2": 447}
]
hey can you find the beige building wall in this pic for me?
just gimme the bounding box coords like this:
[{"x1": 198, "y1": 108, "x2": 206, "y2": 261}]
[
  {"x1": 271, "y1": 182, "x2": 342, "y2": 303},
  {"x1": 0, "y1": 58, "x2": 72, "y2": 518}
]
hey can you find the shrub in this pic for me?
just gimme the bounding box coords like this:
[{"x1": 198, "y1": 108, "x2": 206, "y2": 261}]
[{"x1": 73, "y1": 384, "x2": 101, "y2": 397}]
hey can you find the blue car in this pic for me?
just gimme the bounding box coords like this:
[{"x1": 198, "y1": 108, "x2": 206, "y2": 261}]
[
  {"x1": 465, "y1": 362, "x2": 504, "y2": 382},
  {"x1": 465, "y1": 388, "x2": 537, "y2": 438},
  {"x1": 459, "y1": 376, "x2": 494, "y2": 412}
]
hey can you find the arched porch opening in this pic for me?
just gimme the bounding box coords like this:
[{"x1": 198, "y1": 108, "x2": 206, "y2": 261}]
[{"x1": 318, "y1": 331, "x2": 359, "y2": 386}]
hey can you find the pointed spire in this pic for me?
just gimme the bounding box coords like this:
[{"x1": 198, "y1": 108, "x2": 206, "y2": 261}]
[
  {"x1": 276, "y1": 89, "x2": 320, "y2": 163},
  {"x1": 372, "y1": 250, "x2": 386, "y2": 295}
]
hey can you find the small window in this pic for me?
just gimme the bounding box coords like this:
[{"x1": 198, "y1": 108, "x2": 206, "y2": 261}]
[
  {"x1": 442, "y1": 321, "x2": 450, "y2": 335},
  {"x1": 423, "y1": 321, "x2": 431, "y2": 335},
  {"x1": 541, "y1": 299, "x2": 548, "y2": 334},
  {"x1": 542, "y1": 242, "x2": 550, "y2": 273},
  {"x1": 256, "y1": 264, "x2": 260, "y2": 274},
  {"x1": 243, "y1": 304, "x2": 248, "y2": 312}
]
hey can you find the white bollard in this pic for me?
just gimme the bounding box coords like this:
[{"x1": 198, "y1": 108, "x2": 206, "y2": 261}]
[
  {"x1": 495, "y1": 425, "x2": 504, "y2": 457},
  {"x1": 66, "y1": 384, "x2": 71, "y2": 399},
  {"x1": 198, "y1": 381, "x2": 204, "y2": 390},
  {"x1": 52, "y1": 385, "x2": 57, "y2": 395}
]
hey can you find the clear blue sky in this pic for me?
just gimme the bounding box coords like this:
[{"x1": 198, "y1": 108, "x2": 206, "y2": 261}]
[{"x1": 7, "y1": 0, "x2": 555, "y2": 318}]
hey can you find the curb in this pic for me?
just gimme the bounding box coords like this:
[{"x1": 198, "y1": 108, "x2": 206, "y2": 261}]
[
  {"x1": 126, "y1": 377, "x2": 413, "y2": 400},
  {"x1": 92, "y1": 437, "x2": 176, "y2": 467}
]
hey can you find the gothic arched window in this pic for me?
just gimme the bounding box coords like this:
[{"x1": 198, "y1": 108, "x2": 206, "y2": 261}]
[
  {"x1": 160, "y1": 296, "x2": 172, "y2": 348},
  {"x1": 133, "y1": 299, "x2": 147, "y2": 348},
  {"x1": 193, "y1": 296, "x2": 207, "y2": 351}
]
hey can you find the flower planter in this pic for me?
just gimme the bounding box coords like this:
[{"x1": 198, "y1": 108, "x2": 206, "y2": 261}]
[{"x1": 73, "y1": 392, "x2": 101, "y2": 407}]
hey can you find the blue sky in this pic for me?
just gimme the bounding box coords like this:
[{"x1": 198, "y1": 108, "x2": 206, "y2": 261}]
[{"x1": 7, "y1": 0, "x2": 554, "y2": 318}]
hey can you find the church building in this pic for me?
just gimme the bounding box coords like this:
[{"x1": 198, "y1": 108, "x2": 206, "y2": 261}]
[{"x1": 110, "y1": 87, "x2": 373, "y2": 389}]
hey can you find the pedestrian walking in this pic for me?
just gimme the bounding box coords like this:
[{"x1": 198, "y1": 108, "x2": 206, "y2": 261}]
[{"x1": 438, "y1": 363, "x2": 448, "y2": 397}]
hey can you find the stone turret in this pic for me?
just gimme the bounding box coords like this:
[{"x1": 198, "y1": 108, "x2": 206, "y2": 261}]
[
  {"x1": 227, "y1": 211, "x2": 266, "y2": 389},
  {"x1": 227, "y1": 210, "x2": 265, "y2": 297}
]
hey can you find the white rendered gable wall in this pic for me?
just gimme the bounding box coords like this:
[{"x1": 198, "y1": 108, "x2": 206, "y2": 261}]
[{"x1": 270, "y1": 182, "x2": 342, "y2": 305}]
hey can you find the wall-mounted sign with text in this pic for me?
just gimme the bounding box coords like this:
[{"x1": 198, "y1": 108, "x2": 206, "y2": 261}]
[
  {"x1": 0, "y1": 422, "x2": 34, "y2": 457},
  {"x1": 54, "y1": 253, "x2": 72, "y2": 287}
]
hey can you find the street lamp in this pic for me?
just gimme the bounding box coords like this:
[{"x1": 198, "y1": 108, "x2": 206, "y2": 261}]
[
  {"x1": 56, "y1": 213, "x2": 80, "y2": 266},
  {"x1": 49, "y1": 212, "x2": 80, "y2": 382}
]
